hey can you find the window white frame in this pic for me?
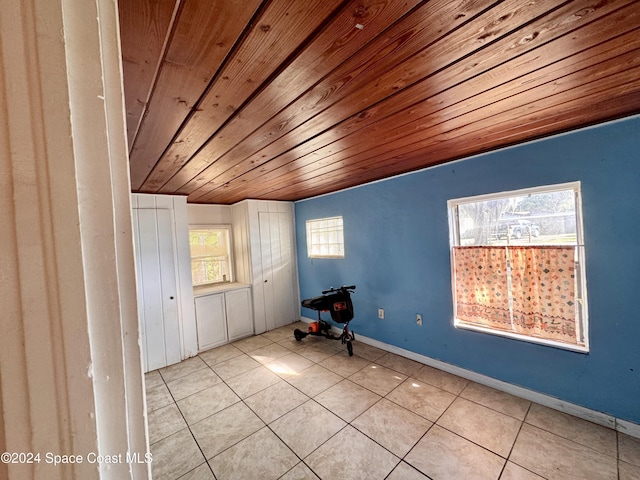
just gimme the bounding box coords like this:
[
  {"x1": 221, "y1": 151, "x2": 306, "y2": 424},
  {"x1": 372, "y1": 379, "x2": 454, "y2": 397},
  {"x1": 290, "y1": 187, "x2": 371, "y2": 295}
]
[
  {"x1": 188, "y1": 225, "x2": 234, "y2": 287},
  {"x1": 306, "y1": 216, "x2": 344, "y2": 258},
  {"x1": 447, "y1": 182, "x2": 589, "y2": 352}
]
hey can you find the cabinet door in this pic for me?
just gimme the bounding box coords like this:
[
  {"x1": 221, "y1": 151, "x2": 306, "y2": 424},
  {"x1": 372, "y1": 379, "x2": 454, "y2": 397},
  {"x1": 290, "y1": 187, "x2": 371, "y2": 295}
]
[
  {"x1": 133, "y1": 208, "x2": 181, "y2": 372},
  {"x1": 258, "y1": 212, "x2": 276, "y2": 331},
  {"x1": 259, "y1": 211, "x2": 296, "y2": 330},
  {"x1": 277, "y1": 210, "x2": 298, "y2": 325},
  {"x1": 195, "y1": 294, "x2": 227, "y2": 351},
  {"x1": 226, "y1": 288, "x2": 254, "y2": 342}
]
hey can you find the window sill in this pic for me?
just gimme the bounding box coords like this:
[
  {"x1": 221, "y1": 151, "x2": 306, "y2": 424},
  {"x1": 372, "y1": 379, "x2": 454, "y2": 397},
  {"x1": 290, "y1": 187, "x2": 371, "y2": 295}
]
[
  {"x1": 454, "y1": 321, "x2": 589, "y2": 353},
  {"x1": 192, "y1": 282, "x2": 251, "y2": 297}
]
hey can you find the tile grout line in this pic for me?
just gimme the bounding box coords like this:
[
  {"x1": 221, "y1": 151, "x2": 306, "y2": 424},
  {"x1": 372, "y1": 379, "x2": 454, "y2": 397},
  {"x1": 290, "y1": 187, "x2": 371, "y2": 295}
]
[
  {"x1": 172, "y1": 329, "x2": 337, "y2": 478},
  {"x1": 217, "y1": 337, "x2": 487, "y2": 479},
  {"x1": 164, "y1": 359, "x2": 222, "y2": 480},
  {"x1": 240, "y1": 329, "x2": 355, "y2": 479},
  {"x1": 231, "y1": 331, "x2": 399, "y2": 478},
  {"x1": 148, "y1": 325, "x2": 340, "y2": 478},
  {"x1": 357, "y1": 356, "x2": 624, "y2": 473},
  {"x1": 148, "y1": 324, "x2": 628, "y2": 480},
  {"x1": 497, "y1": 402, "x2": 535, "y2": 480},
  {"x1": 254, "y1": 332, "x2": 368, "y2": 479},
  {"x1": 169, "y1": 342, "x2": 474, "y2": 477}
]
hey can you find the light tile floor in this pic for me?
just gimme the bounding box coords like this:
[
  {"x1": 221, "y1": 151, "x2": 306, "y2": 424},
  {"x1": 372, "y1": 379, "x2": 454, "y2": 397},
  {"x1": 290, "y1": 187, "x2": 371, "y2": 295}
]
[{"x1": 145, "y1": 322, "x2": 640, "y2": 480}]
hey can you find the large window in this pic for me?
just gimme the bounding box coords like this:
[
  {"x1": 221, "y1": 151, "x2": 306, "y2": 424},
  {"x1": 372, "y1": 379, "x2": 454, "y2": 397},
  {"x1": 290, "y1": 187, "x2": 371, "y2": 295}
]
[
  {"x1": 448, "y1": 182, "x2": 588, "y2": 352},
  {"x1": 189, "y1": 226, "x2": 233, "y2": 287},
  {"x1": 306, "y1": 216, "x2": 344, "y2": 258}
]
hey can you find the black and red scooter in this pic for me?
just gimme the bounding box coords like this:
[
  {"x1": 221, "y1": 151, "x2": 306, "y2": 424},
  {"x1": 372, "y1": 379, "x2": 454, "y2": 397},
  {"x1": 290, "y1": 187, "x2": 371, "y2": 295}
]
[{"x1": 294, "y1": 285, "x2": 356, "y2": 356}]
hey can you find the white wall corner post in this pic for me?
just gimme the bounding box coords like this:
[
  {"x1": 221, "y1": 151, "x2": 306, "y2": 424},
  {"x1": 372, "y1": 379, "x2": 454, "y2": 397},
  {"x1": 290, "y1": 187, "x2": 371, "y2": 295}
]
[{"x1": 0, "y1": 0, "x2": 148, "y2": 479}]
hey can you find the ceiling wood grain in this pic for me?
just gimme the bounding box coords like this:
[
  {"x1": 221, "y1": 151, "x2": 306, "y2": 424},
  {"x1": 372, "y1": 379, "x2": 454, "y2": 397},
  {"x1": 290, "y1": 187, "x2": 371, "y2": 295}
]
[{"x1": 119, "y1": 0, "x2": 640, "y2": 204}]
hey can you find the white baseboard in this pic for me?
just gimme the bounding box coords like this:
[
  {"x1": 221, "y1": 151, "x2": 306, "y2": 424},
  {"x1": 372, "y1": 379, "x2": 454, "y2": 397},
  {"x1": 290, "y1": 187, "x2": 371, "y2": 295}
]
[
  {"x1": 617, "y1": 418, "x2": 640, "y2": 439},
  {"x1": 299, "y1": 317, "x2": 640, "y2": 439}
]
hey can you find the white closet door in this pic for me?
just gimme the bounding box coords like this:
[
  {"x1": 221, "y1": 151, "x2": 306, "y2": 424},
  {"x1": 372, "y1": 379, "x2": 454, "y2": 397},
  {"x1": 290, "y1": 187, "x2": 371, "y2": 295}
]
[
  {"x1": 269, "y1": 212, "x2": 286, "y2": 328},
  {"x1": 134, "y1": 208, "x2": 181, "y2": 372},
  {"x1": 277, "y1": 210, "x2": 297, "y2": 325},
  {"x1": 259, "y1": 212, "x2": 276, "y2": 331},
  {"x1": 259, "y1": 211, "x2": 295, "y2": 330}
]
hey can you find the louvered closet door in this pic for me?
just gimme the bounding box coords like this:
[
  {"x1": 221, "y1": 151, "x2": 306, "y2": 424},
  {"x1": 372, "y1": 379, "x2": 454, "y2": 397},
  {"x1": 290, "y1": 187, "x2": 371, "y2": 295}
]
[
  {"x1": 133, "y1": 208, "x2": 181, "y2": 372},
  {"x1": 259, "y1": 211, "x2": 296, "y2": 331}
]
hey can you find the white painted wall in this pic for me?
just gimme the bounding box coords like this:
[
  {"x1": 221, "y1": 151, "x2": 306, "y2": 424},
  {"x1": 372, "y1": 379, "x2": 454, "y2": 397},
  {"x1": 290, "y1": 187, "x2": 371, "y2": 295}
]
[
  {"x1": 187, "y1": 203, "x2": 232, "y2": 225},
  {"x1": 231, "y1": 201, "x2": 253, "y2": 285},
  {"x1": 0, "y1": 0, "x2": 148, "y2": 479}
]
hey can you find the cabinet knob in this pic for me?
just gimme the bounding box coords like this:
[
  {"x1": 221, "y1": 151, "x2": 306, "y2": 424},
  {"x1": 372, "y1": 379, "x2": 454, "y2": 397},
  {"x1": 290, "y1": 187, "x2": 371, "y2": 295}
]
[
  {"x1": 169, "y1": 296, "x2": 175, "y2": 300},
  {"x1": 264, "y1": 280, "x2": 268, "y2": 283}
]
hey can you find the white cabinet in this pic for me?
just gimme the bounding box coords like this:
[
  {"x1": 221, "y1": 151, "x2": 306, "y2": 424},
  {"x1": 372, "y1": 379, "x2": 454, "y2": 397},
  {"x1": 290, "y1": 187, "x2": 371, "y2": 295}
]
[
  {"x1": 131, "y1": 194, "x2": 197, "y2": 372},
  {"x1": 194, "y1": 294, "x2": 227, "y2": 350},
  {"x1": 194, "y1": 286, "x2": 253, "y2": 351},
  {"x1": 232, "y1": 200, "x2": 299, "y2": 334},
  {"x1": 226, "y1": 288, "x2": 254, "y2": 341}
]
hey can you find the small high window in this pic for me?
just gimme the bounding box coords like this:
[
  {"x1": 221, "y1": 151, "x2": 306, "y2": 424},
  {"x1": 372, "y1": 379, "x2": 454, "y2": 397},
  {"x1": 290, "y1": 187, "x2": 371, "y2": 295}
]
[
  {"x1": 448, "y1": 182, "x2": 588, "y2": 352},
  {"x1": 189, "y1": 226, "x2": 233, "y2": 286},
  {"x1": 306, "y1": 216, "x2": 344, "y2": 258}
]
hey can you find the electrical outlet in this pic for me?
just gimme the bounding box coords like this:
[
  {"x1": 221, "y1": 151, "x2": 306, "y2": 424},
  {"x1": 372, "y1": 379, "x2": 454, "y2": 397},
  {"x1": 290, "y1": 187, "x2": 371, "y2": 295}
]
[
  {"x1": 378, "y1": 308, "x2": 384, "y2": 319},
  {"x1": 416, "y1": 313, "x2": 423, "y2": 326}
]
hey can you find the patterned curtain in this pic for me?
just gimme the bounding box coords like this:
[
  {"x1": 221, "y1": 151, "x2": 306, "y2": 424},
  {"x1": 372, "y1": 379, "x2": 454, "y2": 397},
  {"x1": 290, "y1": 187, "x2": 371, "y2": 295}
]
[
  {"x1": 508, "y1": 246, "x2": 579, "y2": 345},
  {"x1": 453, "y1": 245, "x2": 580, "y2": 346},
  {"x1": 453, "y1": 247, "x2": 511, "y2": 332}
]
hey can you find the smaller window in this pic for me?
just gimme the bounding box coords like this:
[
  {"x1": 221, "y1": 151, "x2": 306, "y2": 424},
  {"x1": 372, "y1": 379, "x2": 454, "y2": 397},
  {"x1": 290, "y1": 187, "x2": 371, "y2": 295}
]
[
  {"x1": 189, "y1": 226, "x2": 233, "y2": 287},
  {"x1": 306, "y1": 216, "x2": 344, "y2": 258}
]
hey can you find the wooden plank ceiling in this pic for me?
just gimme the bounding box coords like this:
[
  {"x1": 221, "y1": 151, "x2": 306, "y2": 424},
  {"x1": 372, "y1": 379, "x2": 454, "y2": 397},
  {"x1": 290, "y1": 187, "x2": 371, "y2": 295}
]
[{"x1": 119, "y1": 0, "x2": 640, "y2": 204}]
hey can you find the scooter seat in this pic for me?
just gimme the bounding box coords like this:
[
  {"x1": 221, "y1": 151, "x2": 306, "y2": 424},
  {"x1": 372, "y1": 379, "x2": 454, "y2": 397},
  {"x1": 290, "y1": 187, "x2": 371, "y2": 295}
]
[{"x1": 301, "y1": 295, "x2": 331, "y2": 311}]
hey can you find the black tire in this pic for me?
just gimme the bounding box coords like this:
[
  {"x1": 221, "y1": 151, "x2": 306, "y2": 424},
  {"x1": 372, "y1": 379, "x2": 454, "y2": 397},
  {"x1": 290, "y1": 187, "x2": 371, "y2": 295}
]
[
  {"x1": 347, "y1": 341, "x2": 353, "y2": 356},
  {"x1": 294, "y1": 329, "x2": 303, "y2": 341}
]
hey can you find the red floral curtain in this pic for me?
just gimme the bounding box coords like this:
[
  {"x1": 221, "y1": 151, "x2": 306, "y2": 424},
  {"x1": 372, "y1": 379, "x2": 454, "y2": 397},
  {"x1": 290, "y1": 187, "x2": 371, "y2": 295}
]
[
  {"x1": 453, "y1": 247, "x2": 511, "y2": 332},
  {"x1": 508, "y1": 246, "x2": 579, "y2": 344},
  {"x1": 453, "y1": 245, "x2": 580, "y2": 345}
]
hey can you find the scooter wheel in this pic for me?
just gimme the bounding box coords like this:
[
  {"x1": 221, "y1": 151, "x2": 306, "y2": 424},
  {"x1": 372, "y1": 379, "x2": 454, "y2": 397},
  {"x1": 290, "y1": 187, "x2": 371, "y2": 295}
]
[
  {"x1": 347, "y1": 341, "x2": 353, "y2": 356},
  {"x1": 294, "y1": 329, "x2": 303, "y2": 341}
]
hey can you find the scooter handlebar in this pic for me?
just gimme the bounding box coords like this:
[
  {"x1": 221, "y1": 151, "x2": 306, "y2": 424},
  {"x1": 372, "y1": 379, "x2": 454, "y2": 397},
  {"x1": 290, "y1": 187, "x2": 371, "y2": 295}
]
[{"x1": 321, "y1": 285, "x2": 356, "y2": 294}]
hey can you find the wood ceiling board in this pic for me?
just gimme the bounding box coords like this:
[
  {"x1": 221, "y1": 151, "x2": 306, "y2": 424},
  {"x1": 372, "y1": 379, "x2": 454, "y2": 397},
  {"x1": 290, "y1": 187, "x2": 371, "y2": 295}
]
[
  {"x1": 118, "y1": 0, "x2": 178, "y2": 147},
  {"x1": 244, "y1": 0, "x2": 631, "y2": 168},
  {"x1": 261, "y1": 33, "x2": 640, "y2": 189},
  {"x1": 191, "y1": 0, "x2": 636, "y2": 203},
  {"x1": 204, "y1": 21, "x2": 640, "y2": 201},
  {"x1": 179, "y1": 0, "x2": 510, "y2": 200},
  {"x1": 269, "y1": 74, "x2": 640, "y2": 201},
  {"x1": 157, "y1": 0, "x2": 425, "y2": 195},
  {"x1": 184, "y1": 0, "x2": 611, "y2": 203},
  {"x1": 118, "y1": 0, "x2": 640, "y2": 203},
  {"x1": 128, "y1": 0, "x2": 263, "y2": 189},
  {"x1": 269, "y1": 102, "x2": 640, "y2": 201},
  {"x1": 239, "y1": 50, "x2": 640, "y2": 201},
  {"x1": 140, "y1": 0, "x2": 346, "y2": 192},
  {"x1": 298, "y1": 61, "x2": 640, "y2": 189}
]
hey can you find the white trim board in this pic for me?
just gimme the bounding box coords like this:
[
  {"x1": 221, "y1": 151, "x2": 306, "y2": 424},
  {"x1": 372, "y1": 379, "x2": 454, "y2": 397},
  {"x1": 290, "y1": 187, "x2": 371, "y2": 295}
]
[{"x1": 299, "y1": 316, "x2": 640, "y2": 439}]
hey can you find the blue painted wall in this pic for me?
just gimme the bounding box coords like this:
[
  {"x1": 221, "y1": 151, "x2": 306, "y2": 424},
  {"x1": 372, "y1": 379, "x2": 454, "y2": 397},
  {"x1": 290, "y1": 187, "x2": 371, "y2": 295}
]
[{"x1": 295, "y1": 115, "x2": 640, "y2": 424}]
